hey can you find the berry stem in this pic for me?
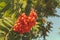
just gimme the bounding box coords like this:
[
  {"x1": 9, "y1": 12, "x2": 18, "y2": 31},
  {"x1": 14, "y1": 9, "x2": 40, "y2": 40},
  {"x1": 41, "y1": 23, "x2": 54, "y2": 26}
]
[{"x1": 20, "y1": 34, "x2": 23, "y2": 40}]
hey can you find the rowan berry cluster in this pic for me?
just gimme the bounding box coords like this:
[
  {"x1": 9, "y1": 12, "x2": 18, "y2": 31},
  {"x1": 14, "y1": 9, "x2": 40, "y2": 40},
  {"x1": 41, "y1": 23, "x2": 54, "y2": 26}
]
[{"x1": 13, "y1": 9, "x2": 37, "y2": 34}]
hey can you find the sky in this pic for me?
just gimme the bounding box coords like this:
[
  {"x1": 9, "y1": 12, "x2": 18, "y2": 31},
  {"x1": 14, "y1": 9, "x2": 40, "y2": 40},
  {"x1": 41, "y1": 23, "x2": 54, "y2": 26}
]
[
  {"x1": 46, "y1": 8, "x2": 60, "y2": 40},
  {"x1": 35, "y1": 8, "x2": 60, "y2": 40},
  {"x1": 44, "y1": 8, "x2": 60, "y2": 40}
]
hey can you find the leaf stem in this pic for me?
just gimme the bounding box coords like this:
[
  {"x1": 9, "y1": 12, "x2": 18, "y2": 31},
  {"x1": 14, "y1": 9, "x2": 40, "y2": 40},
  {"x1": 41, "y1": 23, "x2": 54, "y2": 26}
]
[{"x1": 20, "y1": 34, "x2": 23, "y2": 40}]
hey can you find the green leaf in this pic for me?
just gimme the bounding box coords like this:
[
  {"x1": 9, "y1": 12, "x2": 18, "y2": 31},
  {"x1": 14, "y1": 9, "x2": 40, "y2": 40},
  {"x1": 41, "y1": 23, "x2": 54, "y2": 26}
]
[
  {"x1": 8, "y1": 31, "x2": 20, "y2": 40},
  {"x1": 3, "y1": 17, "x2": 14, "y2": 25},
  {"x1": 0, "y1": 2, "x2": 6, "y2": 8},
  {"x1": 3, "y1": 10, "x2": 11, "y2": 17},
  {"x1": 36, "y1": 22, "x2": 41, "y2": 25},
  {"x1": 0, "y1": 36, "x2": 4, "y2": 40},
  {"x1": 0, "y1": 26, "x2": 9, "y2": 33},
  {"x1": 3, "y1": 19, "x2": 13, "y2": 27},
  {"x1": 0, "y1": 19, "x2": 6, "y2": 27},
  {"x1": 11, "y1": 13, "x2": 17, "y2": 22},
  {"x1": 0, "y1": 30, "x2": 6, "y2": 34}
]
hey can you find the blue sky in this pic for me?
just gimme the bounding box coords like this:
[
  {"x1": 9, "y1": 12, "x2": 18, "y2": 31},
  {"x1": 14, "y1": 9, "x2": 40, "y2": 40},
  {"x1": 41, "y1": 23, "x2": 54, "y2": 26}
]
[
  {"x1": 46, "y1": 8, "x2": 60, "y2": 40},
  {"x1": 36, "y1": 8, "x2": 60, "y2": 40},
  {"x1": 45, "y1": 8, "x2": 60, "y2": 40}
]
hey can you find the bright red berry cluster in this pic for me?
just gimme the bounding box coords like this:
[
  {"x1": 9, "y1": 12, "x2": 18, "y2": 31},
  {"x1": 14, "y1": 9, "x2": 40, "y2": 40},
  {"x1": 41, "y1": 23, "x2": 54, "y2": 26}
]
[{"x1": 13, "y1": 9, "x2": 37, "y2": 34}]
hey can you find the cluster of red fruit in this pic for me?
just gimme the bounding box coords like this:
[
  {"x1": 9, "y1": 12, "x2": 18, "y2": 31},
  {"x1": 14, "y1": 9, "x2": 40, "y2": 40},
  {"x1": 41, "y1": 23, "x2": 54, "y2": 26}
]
[{"x1": 13, "y1": 9, "x2": 37, "y2": 34}]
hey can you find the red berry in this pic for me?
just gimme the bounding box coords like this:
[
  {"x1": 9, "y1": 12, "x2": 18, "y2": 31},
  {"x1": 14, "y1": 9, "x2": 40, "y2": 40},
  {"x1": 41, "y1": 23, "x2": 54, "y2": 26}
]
[{"x1": 13, "y1": 9, "x2": 37, "y2": 34}]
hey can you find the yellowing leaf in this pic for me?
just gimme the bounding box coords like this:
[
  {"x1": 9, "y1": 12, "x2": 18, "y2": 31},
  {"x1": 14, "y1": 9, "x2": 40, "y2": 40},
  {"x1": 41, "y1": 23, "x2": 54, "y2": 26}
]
[{"x1": 0, "y1": 2, "x2": 6, "y2": 8}]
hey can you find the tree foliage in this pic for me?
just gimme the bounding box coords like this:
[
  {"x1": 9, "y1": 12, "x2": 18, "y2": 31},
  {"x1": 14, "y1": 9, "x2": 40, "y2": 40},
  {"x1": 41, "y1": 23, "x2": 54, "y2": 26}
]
[{"x1": 0, "y1": 0, "x2": 60, "y2": 40}]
